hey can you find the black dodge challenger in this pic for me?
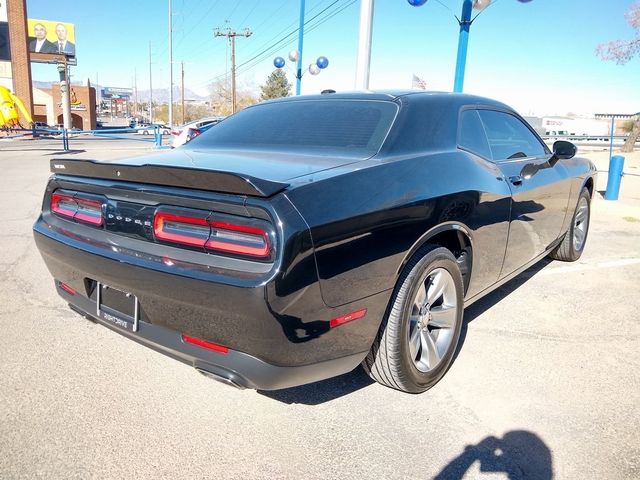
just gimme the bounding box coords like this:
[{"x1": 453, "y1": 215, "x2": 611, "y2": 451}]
[{"x1": 33, "y1": 91, "x2": 596, "y2": 393}]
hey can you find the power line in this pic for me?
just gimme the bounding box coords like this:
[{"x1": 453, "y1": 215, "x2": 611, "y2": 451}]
[
  {"x1": 192, "y1": 0, "x2": 354, "y2": 90},
  {"x1": 230, "y1": 0, "x2": 343, "y2": 75},
  {"x1": 231, "y1": 0, "x2": 357, "y2": 80},
  {"x1": 236, "y1": 0, "x2": 261, "y2": 28},
  {"x1": 194, "y1": 0, "x2": 332, "y2": 67},
  {"x1": 173, "y1": 0, "x2": 223, "y2": 51},
  {"x1": 181, "y1": 0, "x2": 328, "y2": 67}
]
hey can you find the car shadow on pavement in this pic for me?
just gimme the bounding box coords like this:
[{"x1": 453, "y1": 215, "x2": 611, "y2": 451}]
[
  {"x1": 433, "y1": 430, "x2": 553, "y2": 479},
  {"x1": 257, "y1": 365, "x2": 374, "y2": 405},
  {"x1": 454, "y1": 257, "x2": 552, "y2": 363}
]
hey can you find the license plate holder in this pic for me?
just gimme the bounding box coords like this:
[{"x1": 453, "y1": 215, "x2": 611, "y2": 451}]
[{"x1": 96, "y1": 282, "x2": 139, "y2": 332}]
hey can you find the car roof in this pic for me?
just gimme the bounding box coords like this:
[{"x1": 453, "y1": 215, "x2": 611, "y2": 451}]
[{"x1": 259, "y1": 90, "x2": 512, "y2": 111}]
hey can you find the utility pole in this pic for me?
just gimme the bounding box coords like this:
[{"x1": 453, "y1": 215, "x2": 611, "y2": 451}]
[
  {"x1": 181, "y1": 61, "x2": 185, "y2": 124},
  {"x1": 149, "y1": 43, "x2": 153, "y2": 124},
  {"x1": 96, "y1": 71, "x2": 101, "y2": 119},
  {"x1": 133, "y1": 67, "x2": 138, "y2": 120},
  {"x1": 214, "y1": 27, "x2": 252, "y2": 114}
]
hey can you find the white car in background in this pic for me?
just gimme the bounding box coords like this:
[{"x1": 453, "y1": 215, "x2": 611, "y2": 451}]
[
  {"x1": 171, "y1": 117, "x2": 223, "y2": 148},
  {"x1": 135, "y1": 124, "x2": 171, "y2": 135}
]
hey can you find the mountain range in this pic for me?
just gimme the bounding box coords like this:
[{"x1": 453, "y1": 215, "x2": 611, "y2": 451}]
[{"x1": 32, "y1": 81, "x2": 208, "y2": 103}]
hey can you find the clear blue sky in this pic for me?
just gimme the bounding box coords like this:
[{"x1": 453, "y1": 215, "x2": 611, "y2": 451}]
[{"x1": 27, "y1": 0, "x2": 640, "y2": 116}]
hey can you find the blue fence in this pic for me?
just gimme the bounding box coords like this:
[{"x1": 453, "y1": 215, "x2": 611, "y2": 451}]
[{"x1": 3, "y1": 125, "x2": 169, "y2": 150}]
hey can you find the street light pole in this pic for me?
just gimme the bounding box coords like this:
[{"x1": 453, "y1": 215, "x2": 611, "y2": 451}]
[
  {"x1": 453, "y1": 0, "x2": 473, "y2": 92},
  {"x1": 149, "y1": 42, "x2": 153, "y2": 124},
  {"x1": 295, "y1": 0, "x2": 306, "y2": 95}
]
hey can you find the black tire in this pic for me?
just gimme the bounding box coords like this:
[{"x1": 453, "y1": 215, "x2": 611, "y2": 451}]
[
  {"x1": 550, "y1": 188, "x2": 591, "y2": 262},
  {"x1": 142, "y1": 130, "x2": 149, "y2": 135},
  {"x1": 363, "y1": 245, "x2": 464, "y2": 393}
]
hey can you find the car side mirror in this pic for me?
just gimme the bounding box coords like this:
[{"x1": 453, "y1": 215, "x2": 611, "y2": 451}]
[{"x1": 552, "y1": 140, "x2": 577, "y2": 160}]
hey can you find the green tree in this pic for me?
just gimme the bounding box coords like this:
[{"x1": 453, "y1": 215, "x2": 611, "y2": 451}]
[{"x1": 260, "y1": 70, "x2": 292, "y2": 101}]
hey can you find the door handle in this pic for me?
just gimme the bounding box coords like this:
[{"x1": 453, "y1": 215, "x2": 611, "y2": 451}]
[{"x1": 509, "y1": 175, "x2": 523, "y2": 186}]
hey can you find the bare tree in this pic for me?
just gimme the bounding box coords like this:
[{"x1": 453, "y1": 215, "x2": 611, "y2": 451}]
[
  {"x1": 597, "y1": 1, "x2": 640, "y2": 152},
  {"x1": 209, "y1": 79, "x2": 258, "y2": 117}
]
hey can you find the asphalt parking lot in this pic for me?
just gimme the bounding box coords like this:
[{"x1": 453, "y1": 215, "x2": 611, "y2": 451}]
[{"x1": 1, "y1": 137, "x2": 638, "y2": 479}]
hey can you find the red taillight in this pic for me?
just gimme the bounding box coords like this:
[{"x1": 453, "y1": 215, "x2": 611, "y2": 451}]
[
  {"x1": 51, "y1": 192, "x2": 103, "y2": 226},
  {"x1": 206, "y1": 221, "x2": 270, "y2": 258},
  {"x1": 153, "y1": 212, "x2": 210, "y2": 248},
  {"x1": 329, "y1": 308, "x2": 367, "y2": 328},
  {"x1": 186, "y1": 128, "x2": 202, "y2": 142},
  {"x1": 153, "y1": 210, "x2": 271, "y2": 259},
  {"x1": 182, "y1": 334, "x2": 229, "y2": 355}
]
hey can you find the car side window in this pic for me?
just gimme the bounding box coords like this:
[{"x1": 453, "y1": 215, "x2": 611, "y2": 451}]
[
  {"x1": 458, "y1": 109, "x2": 492, "y2": 159},
  {"x1": 478, "y1": 110, "x2": 546, "y2": 161}
]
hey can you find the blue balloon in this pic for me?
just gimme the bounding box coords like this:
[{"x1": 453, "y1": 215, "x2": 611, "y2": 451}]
[
  {"x1": 408, "y1": 0, "x2": 428, "y2": 6},
  {"x1": 316, "y1": 56, "x2": 329, "y2": 69},
  {"x1": 273, "y1": 57, "x2": 285, "y2": 69}
]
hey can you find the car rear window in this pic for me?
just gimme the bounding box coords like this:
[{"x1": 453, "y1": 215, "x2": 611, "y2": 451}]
[{"x1": 190, "y1": 99, "x2": 398, "y2": 157}]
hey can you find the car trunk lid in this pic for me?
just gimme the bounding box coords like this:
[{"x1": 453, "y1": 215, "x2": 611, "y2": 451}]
[{"x1": 51, "y1": 149, "x2": 368, "y2": 198}]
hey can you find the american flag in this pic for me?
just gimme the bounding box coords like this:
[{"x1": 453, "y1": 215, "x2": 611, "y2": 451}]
[{"x1": 412, "y1": 74, "x2": 427, "y2": 90}]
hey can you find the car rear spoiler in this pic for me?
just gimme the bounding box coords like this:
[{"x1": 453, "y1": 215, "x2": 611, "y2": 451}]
[{"x1": 49, "y1": 158, "x2": 289, "y2": 198}]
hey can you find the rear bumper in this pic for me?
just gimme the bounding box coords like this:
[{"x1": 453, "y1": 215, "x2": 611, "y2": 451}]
[
  {"x1": 33, "y1": 222, "x2": 385, "y2": 389},
  {"x1": 60, "y1": 283, "x2": 366, "y2": 390}
]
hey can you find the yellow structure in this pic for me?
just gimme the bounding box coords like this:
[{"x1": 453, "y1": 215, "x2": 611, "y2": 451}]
[{"x1": 0, "y1": 86, "x2": 33, "y2": 129}]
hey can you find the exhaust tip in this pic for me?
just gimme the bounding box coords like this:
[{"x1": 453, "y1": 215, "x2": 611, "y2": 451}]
[{"x1": 196, "y1": 368, "x2": 246, "y2": 390}]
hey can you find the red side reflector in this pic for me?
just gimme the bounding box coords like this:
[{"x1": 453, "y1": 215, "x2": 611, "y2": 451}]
[
  {"x1": 181, "y1": 334, "x2": 229, "y2": 355},
  {"x1": 58, "y1": 281, "x2": 76, "y2": 295},
  {"x1": 329, "y1": 308, "x2": 367, "y2": 328}
]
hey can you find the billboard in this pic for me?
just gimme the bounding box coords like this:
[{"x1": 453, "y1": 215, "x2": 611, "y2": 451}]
[
  {"x1": 27, "y1": 18, "x2": 75, "y2": 61},
  {"x1": 101, "y1": 87, "x2": 133, "y2": 99}
]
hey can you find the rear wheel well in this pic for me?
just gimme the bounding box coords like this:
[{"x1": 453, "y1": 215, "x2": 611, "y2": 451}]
[
  {"x1": 584, "y1": 177, "x2": 594, "y2": 198},
  {"x1": 422, "y1": 229, "x2": 472, "y2": 295}
]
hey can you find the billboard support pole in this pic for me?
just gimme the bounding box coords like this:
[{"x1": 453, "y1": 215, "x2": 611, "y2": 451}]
[{"x1": 57, "y1": 59, "x2": 72, "y2": 130}]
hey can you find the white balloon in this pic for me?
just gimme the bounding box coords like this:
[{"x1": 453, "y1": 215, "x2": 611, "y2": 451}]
[
  {"x1": 288, "y1": 49, "x2": 299, "y2": 62},
  {"x1": 473, "y1": 0, "x2": 491, "y2": 10},
  {"x1": 309, "y1": 64, "x2": 320, "y2": 75}
]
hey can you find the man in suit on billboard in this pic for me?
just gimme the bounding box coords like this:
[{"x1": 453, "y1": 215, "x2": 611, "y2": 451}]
[
  {"x1": 29, "y1": 23, "x2": 56, "y2": 53},
  {"x1": 55, "y1": 23, "x2": 75, "y2": 56}
]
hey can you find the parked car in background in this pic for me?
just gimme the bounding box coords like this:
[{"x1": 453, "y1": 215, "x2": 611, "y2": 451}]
[
  {"x1": 33, "y1": 121, "x2": 50, "y2": 129},
  {"x1": 33, "y1": 92, "x2": 596, "y2": 393},
  {"x1": 135, "y1": 123, "x2": 171, "y2": 135},
  {"x1": 171, "y1": 117, "x2": 223, "y2": 147}
]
